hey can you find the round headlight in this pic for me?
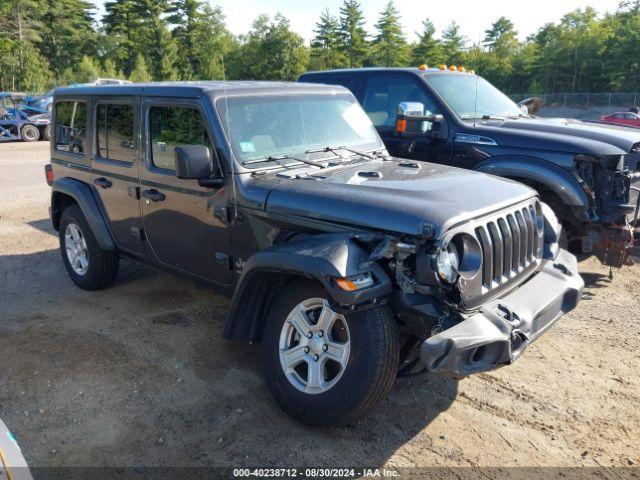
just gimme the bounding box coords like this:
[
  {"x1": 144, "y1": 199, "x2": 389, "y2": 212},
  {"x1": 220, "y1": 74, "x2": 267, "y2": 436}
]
[{"x1": 436, "y1": 243, "x2": 460, "y2": 284}]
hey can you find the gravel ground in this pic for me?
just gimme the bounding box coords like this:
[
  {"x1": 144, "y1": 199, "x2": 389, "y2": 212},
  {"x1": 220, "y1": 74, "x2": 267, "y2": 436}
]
[{"x1": 0, "y1": 142, "x2": 639, "y2": 473}]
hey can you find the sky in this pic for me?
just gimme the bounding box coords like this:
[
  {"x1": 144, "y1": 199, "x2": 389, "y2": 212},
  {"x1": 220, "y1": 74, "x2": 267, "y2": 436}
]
[{"x1": 90, "y1": 0, "x2": 623, "y2": 44}]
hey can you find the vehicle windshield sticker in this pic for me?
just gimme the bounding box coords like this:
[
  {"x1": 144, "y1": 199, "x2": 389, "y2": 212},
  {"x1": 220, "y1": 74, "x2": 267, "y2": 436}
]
[
  {"x1": 239, "y1": 141, "x2": 256, "y2": 153},
  {"x1": 342, "y1": 103, "x2": 374, "y2": 138}
]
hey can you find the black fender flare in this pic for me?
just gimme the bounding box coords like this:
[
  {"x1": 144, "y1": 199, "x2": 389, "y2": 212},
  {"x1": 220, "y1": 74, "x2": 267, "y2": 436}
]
[
  {"x1": 51, "y1": 177, "x2": 116, "y2": 251},
  {"x1": 475, "y1": 156, "x2": 590, "y2": 208},
  {"x1": 223, "y1": 233, "x2": 392, "y2": 341}
]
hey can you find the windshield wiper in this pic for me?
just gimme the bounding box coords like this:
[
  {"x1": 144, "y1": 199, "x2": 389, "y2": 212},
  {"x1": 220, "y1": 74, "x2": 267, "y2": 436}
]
[
  {"x1": 461, "y1": 114, "x2": 507, "y2": 121},
  {"x1": 304, "y1": 146, "x2": 378, "y2": 160},
  {"x1": 242, "y1": 153, "x2": 328, "y2": 168}
]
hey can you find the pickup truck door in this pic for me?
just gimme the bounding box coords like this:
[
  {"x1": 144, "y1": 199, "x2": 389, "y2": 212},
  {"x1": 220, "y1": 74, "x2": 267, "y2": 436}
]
[
  {"x1": 358, "y1": 73, "x2": 452, "y2": 164},
  {"x1": 139, "y1": 99, "x2": 233, "y2": 285}
]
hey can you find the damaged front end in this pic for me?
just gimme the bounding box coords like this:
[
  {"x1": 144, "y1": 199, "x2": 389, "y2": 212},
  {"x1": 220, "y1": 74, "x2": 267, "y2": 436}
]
[
  {"x1": 378, "y1": 199, "x2": 583, "y2": 377},
  {"x1": 574, "y1": 151, "x2": 640, "y2": 267}
]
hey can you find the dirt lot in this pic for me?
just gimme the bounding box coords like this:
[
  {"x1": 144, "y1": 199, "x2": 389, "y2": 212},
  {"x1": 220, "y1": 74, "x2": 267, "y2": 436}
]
[{"x1": 1, "y1": 142, "x2": 639, "y2": 473}]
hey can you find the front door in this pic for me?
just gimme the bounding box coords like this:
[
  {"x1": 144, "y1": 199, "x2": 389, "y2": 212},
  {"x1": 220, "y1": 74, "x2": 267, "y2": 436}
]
[
  {"x1": 359, "y1": 74, "x2": 452, "y2": 164},
  {"x1": 91, "y1": 97, "x2": 145, "y2": 254},
  {"x1": 139, "y1": 99, "x2": 233, "y2": 284}
]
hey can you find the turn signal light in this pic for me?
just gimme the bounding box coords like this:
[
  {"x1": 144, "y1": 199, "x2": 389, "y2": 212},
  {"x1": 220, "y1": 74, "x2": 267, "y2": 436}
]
[
  {"x1": 335, "y1": 273, "x2": 374, "y2": 291},
  {"x1": 395, "y1": 118, "x2": 407, "y2": 134}
]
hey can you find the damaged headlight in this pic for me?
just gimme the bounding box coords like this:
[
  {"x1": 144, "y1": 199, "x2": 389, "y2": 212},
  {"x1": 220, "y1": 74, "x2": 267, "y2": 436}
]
[{"x1": 436, "y1": 243, "x2": 460, "y2": 284}]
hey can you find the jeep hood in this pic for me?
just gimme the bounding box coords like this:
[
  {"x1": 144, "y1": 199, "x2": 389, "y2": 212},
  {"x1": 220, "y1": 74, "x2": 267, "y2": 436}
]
[
  {"x1": 263, "y1": 159, "x2": 536, "y2": 238},
  {"x1": 478, "y1": 117, "x2": 640, "y2": 155}
]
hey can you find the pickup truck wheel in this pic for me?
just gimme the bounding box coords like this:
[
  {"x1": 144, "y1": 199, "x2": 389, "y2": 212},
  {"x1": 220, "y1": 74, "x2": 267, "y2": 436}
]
[
  {"x1": 41, "y1": 124, "x2": 52, "y2": 141},
  {"x1": 20, "y1": 124, "x2": 40, "y2": 142},
  {"x1": 59, "y1": 205, "x2": 119, "y2": 290},
  {"x1": 262, "y1": 281, "x2": 399, "y2": 426}
]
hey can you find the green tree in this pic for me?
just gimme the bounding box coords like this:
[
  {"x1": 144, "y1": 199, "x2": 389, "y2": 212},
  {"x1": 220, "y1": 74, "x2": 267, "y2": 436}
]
[
  {"x1": 441, "y1": 21, "x2": 467, "y2": 65},
  {"x1": 103, "y1": 0, "x2": 142, "y2": 77},
  {"x1": 167, "y1": 0, "x2": 202, "y2": 79},
  {"x1": 194, "y1": 4, "x2": 235, "y2": 79},
  {"x1": 371, "y1": 0, "x2": 408, "y2": 67},
  {"x1": 229, "y1": 14, "x2": 308, "y2": 80},
  {"x1": 484, "y1": 16, "x2": 519, "y2": 56},
  {"x1": 338, "y1": 0, "x2": 368, "y2": 67},
  {"x1": 410, "y1": 18, "x2": 443, "y2": 66},
  {"x1": 129, "y1": 53, "x2": 151, "y2": 82},
  {"x1": 39, "y1": 0, "x2": 96, "y2": 82},
  {"x1": 136, "y1": 0, "x2": 178, "y2": 80},
  {"x1": 310, "y1": 9, "x2": 346, "y2": 70}
]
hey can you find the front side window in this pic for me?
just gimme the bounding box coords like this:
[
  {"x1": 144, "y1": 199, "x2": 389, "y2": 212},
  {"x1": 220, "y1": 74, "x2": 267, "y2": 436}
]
[
  {"x1": 55, "y1": 101, "x2": 87, "y2": 154},
  {"x1": 217, "y1": 93, "x2": 381, "y2": 166},
  {"x1": 426, "y1": 74, "x2": 523, "y2": 120},
  {"x1": 362, "y1": 76, "x2": 440, "y2": 128},
  {"x1": 96, "y1": 103, "x2": 135, "y2": 163},
  {"x1": 149, "y1": 105, "x2": 216, "y2": 173}
]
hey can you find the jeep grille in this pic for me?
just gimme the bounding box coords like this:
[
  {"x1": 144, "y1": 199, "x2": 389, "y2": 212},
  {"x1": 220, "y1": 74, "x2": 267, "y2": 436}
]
[{"x1": 474, "y1": 201, "x2": 543, "y2": 296}]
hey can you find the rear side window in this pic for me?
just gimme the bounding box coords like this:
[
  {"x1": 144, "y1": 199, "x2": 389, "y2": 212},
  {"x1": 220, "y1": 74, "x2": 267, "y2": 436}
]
[
  {"x1": 362, "y1": 75, "x2": 439, "y2": 128},
  {"x1": 149, "y1": 105, "x2": 217, "y2": 174},
  {"x1": 55, "y1": 101, "x2": 87, "y2": 154},
  {"x1": 96, "y1": 103, "x2": 135, "y2": 163},
  {"x1": 302, "y1": 75, "x2": 353, "y2": 89}
]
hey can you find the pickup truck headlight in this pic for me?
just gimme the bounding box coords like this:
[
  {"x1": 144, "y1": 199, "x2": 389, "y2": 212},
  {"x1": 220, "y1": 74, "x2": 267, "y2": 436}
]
[{"x1": 436, "y1": 243, "x2": 460, "y2": 284}]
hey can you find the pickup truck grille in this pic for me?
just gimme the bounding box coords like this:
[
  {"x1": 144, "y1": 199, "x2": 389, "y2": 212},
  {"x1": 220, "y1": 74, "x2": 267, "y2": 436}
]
[{"x1": 474, "y1": 201, "x2": 543, "y2": 294}]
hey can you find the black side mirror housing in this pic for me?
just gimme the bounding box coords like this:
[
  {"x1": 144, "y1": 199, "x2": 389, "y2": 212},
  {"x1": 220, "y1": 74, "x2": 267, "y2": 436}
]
[{"x1": 175, "y1": 145, "x2": 213, "y2": 180}]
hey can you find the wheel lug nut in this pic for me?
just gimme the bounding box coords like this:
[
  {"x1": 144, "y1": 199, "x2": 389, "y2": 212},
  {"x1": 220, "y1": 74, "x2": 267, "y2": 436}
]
[
  {"x1": 306, "y1": 332, "x2": 313, "y2": 338},
  {"x1": 322, "y1": 345, "x2": 328, "y2": 351},
  {"x1": 304, "y1": 347, "x2": 310, "y2": 353},
  {"x1": 318, "y1": 331, "x2": 324, "y2": 337},
  {"x1": 313, "y1": 354, "x2": 319, "y2": 361}
]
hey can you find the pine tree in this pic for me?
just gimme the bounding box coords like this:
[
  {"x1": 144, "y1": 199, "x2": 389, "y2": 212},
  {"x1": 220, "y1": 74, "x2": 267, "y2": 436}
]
[
  {"x1": 129, "y1": 53, "x2": 151, "y2": 82},
  {"x1": 195, "y1": 4, "x2": 235, "y2": 79},
  {"x1": 372, "y1": 0, "x2": 408, "y2": 67},
  {"x1": 484, "y1": 17, "x2": 519, "y2": 57},
  {"x1": 310, "y1": 9, "x2": 346, "y2": 70},
  {"x1": 39, "y1": 0, "x2": 96, "y2": 82},
  {"x1": 167, "y1": 0, "x2": 203, "y2": 79},
  {"x1": 103, "y1": 0, "x2": 143, "y2": 77},
  {"x1": 136, "y1": 0, "x2": 178, "y2": 80},
  {"x1": 441, "y1": 21, "x2": 467, "y2": 65},
  {"x1": 338, "y1": 0, "x2": 368, "y2": 67},
  {"x1": 411, "y1": 18, "x2": 444, "y2": 66}
]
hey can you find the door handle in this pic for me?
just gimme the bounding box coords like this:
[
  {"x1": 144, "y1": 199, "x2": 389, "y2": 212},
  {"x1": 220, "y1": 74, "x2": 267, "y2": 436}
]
[
  {"x1": 142, "y1": 189, "x2": 166, "y2": 202},
  {"x1": 94, "y1": 177, "x2": 113, "y2": 189}
]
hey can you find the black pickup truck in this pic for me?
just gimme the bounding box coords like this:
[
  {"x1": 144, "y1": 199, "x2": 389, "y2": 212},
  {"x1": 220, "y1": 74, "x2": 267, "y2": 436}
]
[
  {"x1": 299, "y1": 67, "x2": 640, "y2": 268},
  {"x1": 46, "y1": 81, "x2": 582, "y2": 426}
]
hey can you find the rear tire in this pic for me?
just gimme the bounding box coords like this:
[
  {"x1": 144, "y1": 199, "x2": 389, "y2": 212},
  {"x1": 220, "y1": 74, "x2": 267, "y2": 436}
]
[
  {"x1": 262, "y1": 280, "x2": 399, "y2": 426},
  {"x1": 41, "y1": 124, "x2": 51, "y2": 141},
  {"x1": 20, "y1": 124, "x2": 40, "y2": 142},
  {"x1": 59, "y1": 204, "x2": 119, "y2": 290}
]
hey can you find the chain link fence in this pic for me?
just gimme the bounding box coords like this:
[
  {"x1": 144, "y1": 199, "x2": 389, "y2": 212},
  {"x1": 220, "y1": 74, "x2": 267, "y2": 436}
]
[{"x1": 509, "y1": 93, "x2": 639, "y2": 108}]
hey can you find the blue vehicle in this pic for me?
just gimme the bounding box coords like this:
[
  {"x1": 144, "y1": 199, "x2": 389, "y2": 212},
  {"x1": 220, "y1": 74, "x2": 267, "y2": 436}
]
[
  {"x1": 0, "y1": 92, "x2": 51, "y2": 142},
  {"x1": 25, "y1": 89, "x2": 54, "y2": 113}
]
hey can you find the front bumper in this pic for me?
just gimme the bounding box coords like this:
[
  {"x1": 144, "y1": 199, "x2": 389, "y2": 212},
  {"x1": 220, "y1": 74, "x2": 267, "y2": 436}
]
[{"x1": 420, "y1": 249, "x2": 584, "y2": 376}]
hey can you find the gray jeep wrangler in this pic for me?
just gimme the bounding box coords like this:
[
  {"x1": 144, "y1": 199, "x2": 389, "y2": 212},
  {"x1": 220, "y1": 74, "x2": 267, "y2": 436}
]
[{"x1": 45, "y1": 81, "x2": 583, "y2": 426}]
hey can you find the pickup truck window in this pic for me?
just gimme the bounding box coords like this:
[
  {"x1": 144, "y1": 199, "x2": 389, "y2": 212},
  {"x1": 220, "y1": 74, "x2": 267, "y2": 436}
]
[
  {"x1": 55, "y1": 101, "x2": 87, "y2": 154},
  {"x1": 362, "y1": 75, "x2": 439, "y2": 128},
  {"x1": 96, "y1": 103, "x2": 135, "y2": 163},
  {"x1": 218, "y1": 94, "x2": 381, "y2": 165},
  {"x1": 149, "y1": 105, "x2": 215, "y2": 173},
  {"x1": 426, "y1": 74, "x2": 523, "y2": 120}
]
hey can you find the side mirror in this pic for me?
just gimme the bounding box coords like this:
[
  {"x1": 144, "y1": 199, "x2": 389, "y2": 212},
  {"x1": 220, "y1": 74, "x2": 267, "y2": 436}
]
[
  {"x1": 174, "y1": 145, "x2": 223, "y2": 188},
  {"x1": 395, "y1": 102, "x2": 444, "y2": 138}
]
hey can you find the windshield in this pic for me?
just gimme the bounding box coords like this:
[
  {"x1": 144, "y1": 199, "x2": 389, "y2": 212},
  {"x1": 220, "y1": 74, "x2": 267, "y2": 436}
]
[
  {"x1": 217, "y1": 93, "x2": 382, "y2": 166},
  {"x1": 425, "y1": 74, "x2": 524, "y2": 120}
]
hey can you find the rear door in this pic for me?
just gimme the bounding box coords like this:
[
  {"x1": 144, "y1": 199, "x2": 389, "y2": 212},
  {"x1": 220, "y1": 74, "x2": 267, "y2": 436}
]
[
  {"x1": 139, "y1": 98, "x2": 233, "y2": 284},
  {"x1": 358, "y1": 73, "x2": 452, "y2": 164},
  {"x1": 91, "y1": 97, "x2": 144, "y2": 254}
]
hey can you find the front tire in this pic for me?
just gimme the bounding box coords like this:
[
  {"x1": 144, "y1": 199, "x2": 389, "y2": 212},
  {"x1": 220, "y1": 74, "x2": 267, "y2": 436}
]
[
  {"x1": 59, "y1": 204, "x2": 119, "y2": 290},
  {"x1": 262, "y1": 281, "x2": 399, "y2": 426}
]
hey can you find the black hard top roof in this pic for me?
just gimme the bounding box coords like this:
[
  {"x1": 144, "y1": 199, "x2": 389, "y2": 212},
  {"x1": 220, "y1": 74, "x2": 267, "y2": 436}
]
[{"x1": 53, "y1": 80, "x2": 350, "y2": 98}]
